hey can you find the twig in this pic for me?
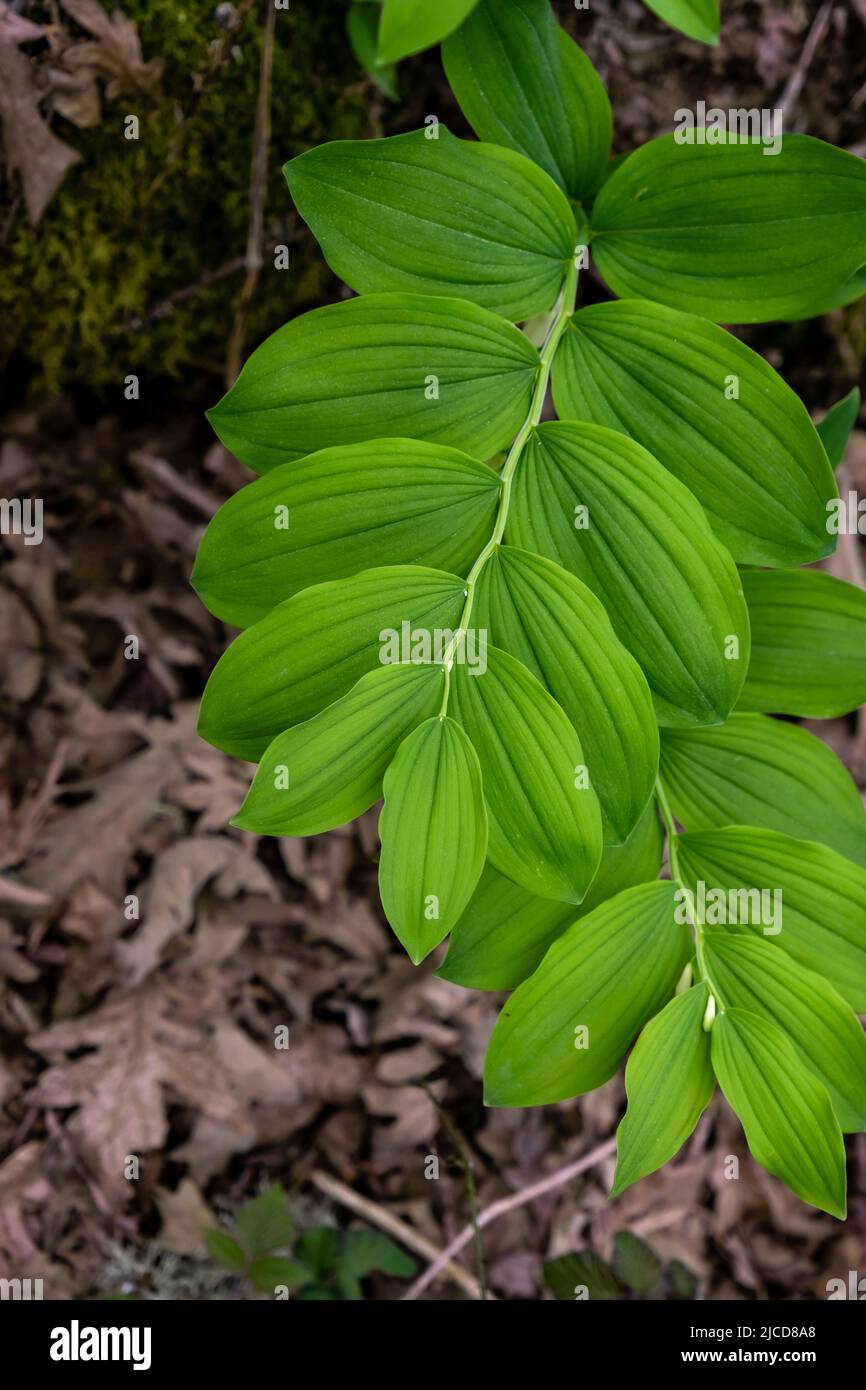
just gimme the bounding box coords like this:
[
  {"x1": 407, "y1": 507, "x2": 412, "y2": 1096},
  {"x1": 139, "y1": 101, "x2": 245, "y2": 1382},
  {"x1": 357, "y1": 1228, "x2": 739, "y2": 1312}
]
[
  {"x1": 420, "y1": 1082, "x2": 487, "y2": 1299},
  {"x1": 308, "y1": 1169, "x2": 488, "y2": 1300},
  {"x1": 402, "y1": 1135, "x2": 617, "y2": 1301},
  {"x1": 107, "y1": 257, "x2": 247, "y2": 336},
  {"x1": 776, "y1": 1, "x2": 834, "y2": 122},
  {"x1": 225, "y1": 0, "x2": 275, "y2": 386},
  {"x1": 144, "y1": 0, "x2": 259, "y2": 205}
]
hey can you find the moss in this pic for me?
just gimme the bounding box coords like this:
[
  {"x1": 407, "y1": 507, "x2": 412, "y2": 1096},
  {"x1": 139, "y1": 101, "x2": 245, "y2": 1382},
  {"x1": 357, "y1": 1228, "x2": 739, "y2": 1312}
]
[{"x1": 0, "y1": 0, "x2": 368, "y2": 393}]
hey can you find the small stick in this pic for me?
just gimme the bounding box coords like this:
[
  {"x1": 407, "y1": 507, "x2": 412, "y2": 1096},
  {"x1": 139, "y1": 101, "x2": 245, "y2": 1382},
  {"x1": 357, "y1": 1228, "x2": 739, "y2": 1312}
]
[
  {"x1": 225, "y1": 0, "x2": 276, "y2": 386},
  {"x1": 308, "y1": 1168, "x2": 488, "y2": 1300},
  {"x1": 776, "y1": 1, "x2": 834, "y2": 122},
  {"x1": 402, "y1": 1135, "x2": 617, "y2": 1301}
]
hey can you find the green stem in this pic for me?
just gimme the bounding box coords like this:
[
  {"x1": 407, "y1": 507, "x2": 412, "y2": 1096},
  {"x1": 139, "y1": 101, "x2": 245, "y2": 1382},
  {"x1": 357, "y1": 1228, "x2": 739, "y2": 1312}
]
[
  {"x1": 439, "y1": 255, "x2": 580, "y2": 716},
  {"x1": 654, "y1": 776, "x2": 722, "y2": 1010}
]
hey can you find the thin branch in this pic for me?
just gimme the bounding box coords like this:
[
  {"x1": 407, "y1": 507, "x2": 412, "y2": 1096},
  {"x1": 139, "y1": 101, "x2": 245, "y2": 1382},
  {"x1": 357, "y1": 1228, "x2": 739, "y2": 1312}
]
[
  {"x1": 144, "y1": 0, "x2": 259, "y2": 205},
  {"x1": 225, "y1": 0, "x2": 276, "y2": 386},
  {"x1": 776, "y1": 1, "x2": 834, "y2": 122},
  {"x1": 308, "y1": 1169, "x2": 488, "y2": 1301},
  {"x1": 402, "y1": 1135, "x2": 617, "y2": 1302}
]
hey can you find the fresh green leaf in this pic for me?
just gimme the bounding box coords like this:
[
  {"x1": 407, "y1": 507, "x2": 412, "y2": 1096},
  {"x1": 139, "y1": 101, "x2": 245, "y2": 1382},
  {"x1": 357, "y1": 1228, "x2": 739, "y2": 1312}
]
[
  {"x1": 612, "y1": 1232, "x2": 665, "y2": 1297},
  {"x1": 285, "y1": 128, "x2": 576, "y2": 322},
  {"x1": 612, "y1": 983, "x2": 714, "y2": 1197},
  {"x1": 192, "y1": 441, "x2": 499, "y2": 628},
  {"x1": 711, "y1": 1009, "x2": 847, "y2": 1219},
  {"x1": 590, "y1": 134, "x2": 866, "y2": 323},
  {"x1": 817, "y1": 387, "x2": 861, "y2": 469},
  {"x1": 439, "y1": 801, "x2": 664, "y2": 990},
  {"x1": 377, "y1": 0, "x2": 479, "y2": 62},
  {"x1": 640, "y1": 0, "x2": 719, "y2": 45},
  {"x1": 703, "y1": 934, "x2": 866, "y2": 1132},
  {"x1": 785, "y1": 266, "x2": 866, "y2": 321},
  {"x1": 509, "y1": 421, "x2": 749, "y2": 726},
  {"x1": 449, "y1": 645, "x2": 603, "y2": 903},
  {"x1": 484, "y1": 881, "x2": 691, "y2": 1106},
  {"x1": 676, "y1": 826, "x2": 866, "y2": 1011},
  {"x1": 346, "y1": 2, "x2": 398, "y2": 100},
  {"x1": 552, "y1": 300, "x2": 836, "y2": 567},
  {"x1": 474, "y1": 545, "x2": 657, "y2": 842},
  {"x1": 198, "y1": 567, "x2": 466, "y2": 759},
  {"x1": 207, "y1": 294, "x2": 539, "y2": 472},
  {"x1": 543, "y1": 1252, "x2": 621, "y2": 1301},
  {"x1": 206, "y1": 1230, "x2": 246, "y2": 1270},
  {"x1": 335, "y1": 1230, "x2": 416, "y2": 1301},
  {"x1": 248, "y1": 1258, "x2": 311, "y2": 1294},
  {"x1": 738, "y1": 568, "x2": 866, "y2": 717},
  {"x1": 379, "y1": 716, "x2": 487, "y2": 961},
  {"x1": 234, "y1": 1184, "x2": 294, "y2": 1257},
  {"x1": 659, "y1": 714, "x2": 866, "y2": 869},
  {"x1": 441, "y1": 0, "x2": 612, "y2": 202},
  {"x1": 232, "y1": 662, "x2": 443, "y2": 837}
]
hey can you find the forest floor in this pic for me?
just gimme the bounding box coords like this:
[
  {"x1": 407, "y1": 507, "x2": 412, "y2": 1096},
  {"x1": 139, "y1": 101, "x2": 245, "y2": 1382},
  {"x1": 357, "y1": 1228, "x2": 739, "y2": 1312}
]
[{"x1": 1, "y1": 0, "x2": 865, "y2": 1300}]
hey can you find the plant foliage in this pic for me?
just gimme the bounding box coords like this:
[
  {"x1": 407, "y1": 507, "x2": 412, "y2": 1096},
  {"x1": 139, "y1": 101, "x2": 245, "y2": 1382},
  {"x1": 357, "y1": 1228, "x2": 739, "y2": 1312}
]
[{"x1": 196, "y1": 0, "x2": 866, "y2": 1220}]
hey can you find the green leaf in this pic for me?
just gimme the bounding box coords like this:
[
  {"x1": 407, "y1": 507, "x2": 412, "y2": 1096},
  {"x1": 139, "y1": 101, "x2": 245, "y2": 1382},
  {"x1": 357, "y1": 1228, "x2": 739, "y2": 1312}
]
[
  {"x1": 711, "y1": 1009, "x2": 847, "y2": 1219},
  {"x1": 192, "y1": 441, "x2": 499, "y2": 628},
  {"x1": 676, "y1": 826, "x2": 866, "y2": 1012},
  {"x1": 817, "y1": 387, "x2": 861, "y2": 469},
  {"x1": 232, "y1": 662, "x2": 442, "y2": 837},
  {"x1": 379, "y1": 716, "x2": 487, "y2": 962},
  {"x1": 285, "y1": 128, "x2": 576, "y2": 322},
  {"x1": 543, "y1": 1252, "x2": 621, "y2": 1301},
  {"x1": 248, "y1": 1258, "x2": 311, "y2": 1294},
  {"x1": 439, "y1": 801, "x2": 664, "y2": 990},
  {"x1": 509, "y1": 421, "x2": 749, "y2": 726},
  {"x1": 441, "y1": 0, "x2": 612, "y2": 202},
  {"x1": 474, "y1": 546, "x2": 657, "y2": 842},
  {"x1": 612, "y1": 1232, "x2": 665, "y2": 1297},
  {"x1": 589, "y1": 134, "x2": 866, "y2": 324},
  {"x1": 335, "y1": 1230, "x2": 416, "y2": 1301},
  {"x1": 667, "y1": 1259, "x2": 698, "y2": 1300},
  {"x1": 198, "y1": 567, "x2": 466, "y2": 759},
  {"x1": 552, "y1": 300, "x2": 836, "y2": 567},
  {"x1": 484, "y1": 881, "x2": 691, "y2": 1106},
  {"x1": 659, "y1": 714, "x2": 866, "y2": 869},
  {"x1": 640, "y1": 0, "x2": 719, "y2": 44},
  {"x1": 205, "y1": 1230, "x2": 246, "y2": 1270},
  {"x1": 703, "y1": 934, "x2": 866, "y2": 1133},
  {"x1": 449, "y1": 645, "x2": 602, "y2": 903},
  {"x1": 785, "y1": 266, "x2": 866, "y2": 321},
  {"x1": 612, "y1": 983, "x2": 714, "y2": 1197},
  {"x1": 738, "y1": 569, "x2": 866, "y2": 718},
  {"x1": 377, "y1": 0, "x2": 479, "y2": 62},
  {"x1": 296, "y1": 1227, "x2": 339, "y2": 1278},
  {"x1": 346, "y1": 2, "x2": 398, "y2": 100},
  {"x1": 207, "y1": 294, "x2": 539, "y2": 472},
  {"x1": 234, "y1": 1185, "x2": 294, "y2": 1257}
]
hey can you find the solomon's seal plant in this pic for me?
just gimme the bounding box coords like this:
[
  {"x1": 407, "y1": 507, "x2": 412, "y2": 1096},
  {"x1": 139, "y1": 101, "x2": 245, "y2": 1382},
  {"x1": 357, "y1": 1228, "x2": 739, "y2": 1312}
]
[{"x1": 194, "y1": 0, "x2": 866, "y2": 1219}]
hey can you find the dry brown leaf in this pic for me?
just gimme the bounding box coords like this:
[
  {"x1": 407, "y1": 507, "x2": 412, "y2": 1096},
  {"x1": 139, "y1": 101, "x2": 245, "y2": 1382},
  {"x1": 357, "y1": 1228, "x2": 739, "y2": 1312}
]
[
  {"x1": 116, "y1": 834, "x2": 276, "y2": 986},
  {"x1": 28, "y1": 985, "x2": 246, "y2": 1195},
  {"x1": 0, "y1": 41, "x2": 81, "y2": 224},
  {"x1": 59, "y1": 0, "x2": 163, "y2": 98},
  {"x1": 155, "y1": 1179, "x2": 215, "y2": 1255}
]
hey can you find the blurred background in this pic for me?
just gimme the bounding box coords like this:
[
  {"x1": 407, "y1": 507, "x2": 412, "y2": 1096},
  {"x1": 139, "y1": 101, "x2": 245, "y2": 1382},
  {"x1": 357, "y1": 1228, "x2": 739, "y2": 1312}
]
[{"x1": 0, "y1": 0, "x2": 864, "y2": 1300}]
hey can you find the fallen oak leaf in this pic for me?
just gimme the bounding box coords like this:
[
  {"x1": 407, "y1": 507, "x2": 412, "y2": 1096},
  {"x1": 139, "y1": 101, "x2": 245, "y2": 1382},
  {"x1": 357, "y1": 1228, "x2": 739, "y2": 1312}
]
[
  {"x1": 27, "y1": 984, "x2": 247, "y2": 1196},
  {"x1": 59, "y1": 0, "x2": 163, "y2": 99},
  {"x1": 115, "y1": 834, "x2": 276, "y2": 986},
  {"x1": 0, "y1": 41, "x2": 81, "y2": 224}
]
